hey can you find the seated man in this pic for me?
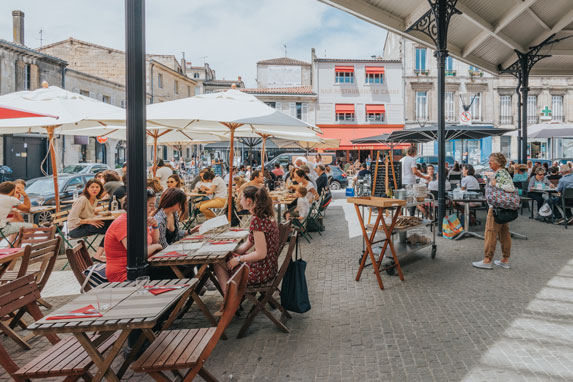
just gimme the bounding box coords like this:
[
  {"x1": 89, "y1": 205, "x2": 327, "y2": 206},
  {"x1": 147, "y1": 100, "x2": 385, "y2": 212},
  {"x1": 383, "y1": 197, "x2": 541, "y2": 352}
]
[
  {"x1": 547, "y1": 165, "x2": 573, "y2": 224},
  {"x1": 196, "y1": 171, "x2": 228, "y2": 219},
  {"x1": 0, "y1": 181, "x2": 34, "y2": 242},
  {"x1": 353, "y1": 163, "x2": 371, "y2": 183}
]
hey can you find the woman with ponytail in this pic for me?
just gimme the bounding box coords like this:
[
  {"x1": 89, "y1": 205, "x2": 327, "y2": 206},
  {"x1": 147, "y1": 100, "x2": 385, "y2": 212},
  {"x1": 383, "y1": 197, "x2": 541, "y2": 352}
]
[{"x1": 214, "y1": 186, "x2": 280, "y2": 301}]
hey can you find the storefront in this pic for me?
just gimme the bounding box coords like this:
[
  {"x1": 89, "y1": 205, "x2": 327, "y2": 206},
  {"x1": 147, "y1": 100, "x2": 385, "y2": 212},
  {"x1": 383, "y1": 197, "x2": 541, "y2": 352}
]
[{"x1": 434, "y1": 136, "x2": 493, "y2": 165}]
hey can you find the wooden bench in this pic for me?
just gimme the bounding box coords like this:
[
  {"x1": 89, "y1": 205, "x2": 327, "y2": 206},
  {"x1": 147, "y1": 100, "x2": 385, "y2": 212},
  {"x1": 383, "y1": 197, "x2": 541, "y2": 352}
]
[
  {"x1": 132, "y1": 264, "x2": 249, "y2": 382},
  {"x1": 14, "y1": 332, "x2": 120, "y2": 382}
]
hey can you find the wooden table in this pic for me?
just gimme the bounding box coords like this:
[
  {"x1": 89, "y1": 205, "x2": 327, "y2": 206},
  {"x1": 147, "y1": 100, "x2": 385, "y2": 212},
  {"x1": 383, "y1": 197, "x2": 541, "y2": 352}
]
[
  {"x1": 149, "y1": 233, "x2": 246, "y2": 326},
  {"x1": 347, "y1": 196, "x2": 406, "y2": 290},
  {"x1": 0, "y1": 248, "x2": 24, "y2": 279},
  {"x1": 28, "y1": 278, "x2": 196, "y2": 382}
]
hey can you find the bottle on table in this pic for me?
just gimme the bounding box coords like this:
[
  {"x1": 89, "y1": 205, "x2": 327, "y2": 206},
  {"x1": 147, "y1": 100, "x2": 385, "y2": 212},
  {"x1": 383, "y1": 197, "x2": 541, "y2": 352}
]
[{"x1": 111, "y1": 195, "x2": 119, "y2": 211}]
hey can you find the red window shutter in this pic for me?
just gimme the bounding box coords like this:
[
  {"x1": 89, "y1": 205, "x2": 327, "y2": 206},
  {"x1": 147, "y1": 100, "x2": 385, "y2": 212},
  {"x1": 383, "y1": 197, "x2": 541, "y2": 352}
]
[
  {"x1": 335, "y1": 66, "x2": 354, "y2": 73},
  {"x1": 335, "y1": 104, "x2": 355, "y2": 113},
  {"x1": 365, "y1": 66, "x2": 385, "y2": 74},
  {"x1": 365, "y1": 105, "x2": 385, "y2": 113}
]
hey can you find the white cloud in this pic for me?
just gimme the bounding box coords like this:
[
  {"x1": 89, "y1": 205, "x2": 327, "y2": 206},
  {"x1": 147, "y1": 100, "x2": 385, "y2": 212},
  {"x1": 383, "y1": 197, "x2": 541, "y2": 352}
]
[{"x1": 0, "y1": 0, "x2": 387, "y2": 87}]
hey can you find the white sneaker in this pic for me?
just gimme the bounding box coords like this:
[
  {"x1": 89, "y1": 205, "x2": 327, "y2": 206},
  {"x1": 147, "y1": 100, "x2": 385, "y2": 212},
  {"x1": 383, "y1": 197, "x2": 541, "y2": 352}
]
[
  {"x1": 494, "y1": 260, "x2": 510, "y2": 269},
  {"x1": 472, "y1": 260, "x2": 493, "y2": 269}
]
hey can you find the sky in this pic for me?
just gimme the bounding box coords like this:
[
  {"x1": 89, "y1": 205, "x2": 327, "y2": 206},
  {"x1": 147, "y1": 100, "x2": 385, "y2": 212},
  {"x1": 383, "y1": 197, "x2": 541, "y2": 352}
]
[{"x1": 0, "y1": 0, "x2": 388, "y2": 87}]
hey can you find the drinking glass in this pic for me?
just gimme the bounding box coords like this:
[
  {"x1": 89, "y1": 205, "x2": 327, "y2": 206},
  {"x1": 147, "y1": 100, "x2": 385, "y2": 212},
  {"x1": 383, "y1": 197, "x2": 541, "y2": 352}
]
[
  {"x1": 135, "y1": 276, "x2": 150, "y2": 294},
  {"x1": 37, "y1": 196, "x2": 45, "y2": 206},
  {"x1": 96, "y1": 289, "x2": 112, "y2": 312}
]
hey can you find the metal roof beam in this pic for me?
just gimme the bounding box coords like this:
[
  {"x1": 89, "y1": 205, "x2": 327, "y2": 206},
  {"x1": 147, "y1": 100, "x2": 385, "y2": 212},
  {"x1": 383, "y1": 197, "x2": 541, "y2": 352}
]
[
  {"x1": 501, "y1": 9, "x2": 573, "y2": 68},
  {"x1": 318, "y1": 0, "x2": 405, "y2": 34},
  {"x1": 527, "y1": 8, "x2": 550, "y2": 30},
  {"x1": 456, "y1": 2, "x2": 529, "y2": 54}
]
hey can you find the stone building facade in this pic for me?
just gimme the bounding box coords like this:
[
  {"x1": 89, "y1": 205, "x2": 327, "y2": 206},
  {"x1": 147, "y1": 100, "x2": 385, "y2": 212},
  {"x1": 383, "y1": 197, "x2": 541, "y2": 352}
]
[{"x1": 387, "y1": 31, "x2": 573, "y2": 162}]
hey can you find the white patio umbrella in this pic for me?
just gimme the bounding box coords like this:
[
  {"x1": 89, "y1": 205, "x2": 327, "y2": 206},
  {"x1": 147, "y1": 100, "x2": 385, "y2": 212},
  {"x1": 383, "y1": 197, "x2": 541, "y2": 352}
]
[
  {"x1": 0, "y1": 84, "x2": 130, "y2": 211},
  {"x1": 65, "y1": 125, "x2": 226, "y2": 175},
  {"x1": 145, "y1": 89, "x2": 322, "y2": 221}
]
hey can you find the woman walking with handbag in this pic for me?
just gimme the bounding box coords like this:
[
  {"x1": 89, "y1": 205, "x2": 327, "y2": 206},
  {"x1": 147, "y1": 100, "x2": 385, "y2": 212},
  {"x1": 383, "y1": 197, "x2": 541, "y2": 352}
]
[{"x1": 472, "y1": 153, "x2": 515, "y2": 270}]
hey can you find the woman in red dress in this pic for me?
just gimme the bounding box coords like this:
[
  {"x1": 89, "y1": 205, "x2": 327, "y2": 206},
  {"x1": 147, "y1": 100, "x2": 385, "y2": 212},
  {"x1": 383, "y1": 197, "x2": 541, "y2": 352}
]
[{"x1": 214, "y1": 186, "x2": 279, "y2": 297}]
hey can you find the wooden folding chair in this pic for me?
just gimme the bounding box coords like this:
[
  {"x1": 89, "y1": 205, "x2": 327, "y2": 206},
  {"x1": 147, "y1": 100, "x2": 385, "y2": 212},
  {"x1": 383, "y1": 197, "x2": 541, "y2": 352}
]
[
  {"x1": 13, "y1": 226, "x2": 56, "y2": 248},
  {"x1": 1, "y1": 238, "x2": 61, "y2": 312},
  {"x1": 237, "y1": 224, "x2": 296, "y2": 338},
  {"x1": 132, "y1": 264, "x2": 249, "y2": 382},
  {"x1": 0, "y1": 274, "x2": 60, "y2": 350},
  {"x1": 66, "y1": 241, "x2": 105, "y2": 292}
]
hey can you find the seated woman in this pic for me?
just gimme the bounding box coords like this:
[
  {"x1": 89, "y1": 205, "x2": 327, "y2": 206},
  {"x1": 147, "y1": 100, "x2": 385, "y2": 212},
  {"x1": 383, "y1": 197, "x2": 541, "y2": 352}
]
[
  {"x1": 214, "y1": 186, "x2": 279, "y2": 303},
  {"x1": 460, "y1": 164, "x2": 480, "y2": 191},
  {"x1": 154, "y1": 188, "x2": 191, "y2": 248},
  {"x1": 104, "y1": 191, "x2": 165, "y2": 282},
  {"x1": 7, "y1": 179, "x2": 30, "y2": 224},
  {"x1": 68, "y1": 179, "x2": 111, "y2": 261},
  {"x1": 166, "y1": 174, "x2": 184, "y2": 190},
  {"x1": 512, "y1": 164, "x2": 528, "y2": 184},
  {"x1": 146, "y1": 178, "x2": 163, "y2": 194}
]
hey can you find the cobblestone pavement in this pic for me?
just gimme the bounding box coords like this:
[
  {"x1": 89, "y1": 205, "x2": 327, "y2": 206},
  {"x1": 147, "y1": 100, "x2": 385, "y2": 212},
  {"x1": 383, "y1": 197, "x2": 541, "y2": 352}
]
[{"x1": 2, "y1": 195, "x2": 573, "y2": 381}]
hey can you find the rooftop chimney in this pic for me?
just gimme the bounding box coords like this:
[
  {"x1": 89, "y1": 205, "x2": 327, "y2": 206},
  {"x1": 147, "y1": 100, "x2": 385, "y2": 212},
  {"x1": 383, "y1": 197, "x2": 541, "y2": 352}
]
[{"x1": 12, "y1": 10, "x2": 24, "y2": 45}]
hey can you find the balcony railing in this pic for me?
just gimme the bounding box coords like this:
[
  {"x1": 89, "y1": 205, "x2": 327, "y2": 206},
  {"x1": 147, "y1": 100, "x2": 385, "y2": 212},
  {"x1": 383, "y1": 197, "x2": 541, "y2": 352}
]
[
  {"x1": 445, "y1": 70, "x2": 456, "y2": 76},
  {"x1": 527, "y1": 115, "x2": 539, "y2": 124},
  {"x1": 500, "y1": 116, "x2": 513, "y2": 125},
  {"x1": 414, "y1": 69, "x2": 430, "y2": 76},
  {"x1": 552, "y1": 115, "x2": 565, "y2": 122}
]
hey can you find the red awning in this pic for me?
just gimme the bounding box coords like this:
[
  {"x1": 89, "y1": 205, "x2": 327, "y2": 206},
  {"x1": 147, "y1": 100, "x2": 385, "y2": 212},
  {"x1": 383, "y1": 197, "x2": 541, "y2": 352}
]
[
  {"x1": 319, "y1": 126, "x2": 407, "y2": 150},
  {"x1": 365, "y1": 104, "x2": 386, "y2": 113},
  {"x1": 335, "y1": 104, "x2": 355, "y2": 113},
  {"x1": 335, "y1": 66, "x2": 354, "y2": 72},
  {"x1": 365, "y1": 66, "x2": 385, "y2": 74}
]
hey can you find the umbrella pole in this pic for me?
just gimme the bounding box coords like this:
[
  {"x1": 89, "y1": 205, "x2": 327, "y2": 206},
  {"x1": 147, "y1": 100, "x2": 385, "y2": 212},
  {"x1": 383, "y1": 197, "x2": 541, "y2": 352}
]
[
  {"x1": 226, "y1": 125, "x2": 238, "y2": 223},
  {"x1": 261, "y1": 136, "x2": 266, "y2": 171},
  {"x1": 152, "y1": 131, "x2": 158, "y2": 177},
  {"x1": 46, "y1": 126, "x2": 60, "y2": 212}
]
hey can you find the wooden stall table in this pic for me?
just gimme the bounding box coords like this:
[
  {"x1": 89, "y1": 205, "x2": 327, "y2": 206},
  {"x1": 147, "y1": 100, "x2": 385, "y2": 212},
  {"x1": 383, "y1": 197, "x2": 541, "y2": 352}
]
[
  {"x1": 27, "y1": 278, "x2": 196, "y2": 382},
  {"x1": 347, "y1": 196, "x2": 406, "y2": 290},
  {"x1": 149, "y1": 230, "x2": 247, "y2": 326}
]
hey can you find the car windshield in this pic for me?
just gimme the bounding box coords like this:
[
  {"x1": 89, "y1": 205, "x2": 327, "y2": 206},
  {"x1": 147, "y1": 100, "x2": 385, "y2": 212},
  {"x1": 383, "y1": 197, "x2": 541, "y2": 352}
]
[
  {"x1": 62, "y1": 165, "x2": 87, "y2": 174},
  {"x1": 26, "y1": 178, "x2": 65, "y2": 195}
]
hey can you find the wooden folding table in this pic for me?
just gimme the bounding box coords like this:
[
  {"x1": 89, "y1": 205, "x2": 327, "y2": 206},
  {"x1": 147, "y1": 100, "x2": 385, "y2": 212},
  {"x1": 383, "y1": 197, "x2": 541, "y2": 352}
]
[
  {"x1": 347, "y1": 196, "x2": 406, "y2": 290},
  {"x1": 28, "y1": 278, "x2": 196, "y2": 382}
]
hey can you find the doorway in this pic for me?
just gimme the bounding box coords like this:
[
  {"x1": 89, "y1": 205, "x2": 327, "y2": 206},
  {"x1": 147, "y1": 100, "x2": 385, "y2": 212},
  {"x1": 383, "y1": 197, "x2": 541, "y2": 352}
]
[{"x1": 3, "y1": 135, "x2": 49, "y2": 180}]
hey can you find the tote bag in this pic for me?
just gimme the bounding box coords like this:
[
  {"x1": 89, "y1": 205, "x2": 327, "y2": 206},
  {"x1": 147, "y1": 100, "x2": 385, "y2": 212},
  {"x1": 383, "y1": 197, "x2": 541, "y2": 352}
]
[
  {"x1": 485, "y1": 184, "x2": 520, "y2": 210},
  {"x1": 280, "y1": 237, "x2": 311, "y2": 313},
  {"x1": 442, "y1": 214, "x2": 463, "y2": 239}
]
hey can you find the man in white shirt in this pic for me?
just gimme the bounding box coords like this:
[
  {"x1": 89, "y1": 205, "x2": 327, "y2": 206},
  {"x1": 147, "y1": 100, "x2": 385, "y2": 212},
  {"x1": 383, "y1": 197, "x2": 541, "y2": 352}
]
[
  {"x1": 400, "y1": 146, "x2": 430, "y2": 186},
  {"x1": 295, "y1": 157, "x2": 318, "y2": 182},
  {"x1": 155, "y1": 159, "x2": 173, "y2": 188},
  {"x1": 0, "y1": 181, "x2": 34, "y2": 238},
  {"x1": 197, "y1": 172, "x2": 228, "y2": 219},
  {"x1": 400, "y1": 146, "x2": 431, "y2": 215}
]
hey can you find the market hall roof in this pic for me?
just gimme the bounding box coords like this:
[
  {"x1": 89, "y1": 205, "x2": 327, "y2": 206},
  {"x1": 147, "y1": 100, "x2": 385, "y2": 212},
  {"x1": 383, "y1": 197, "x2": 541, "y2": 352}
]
[{"x1": 319, "y1": 0, "x2": 573, "y2": 75}]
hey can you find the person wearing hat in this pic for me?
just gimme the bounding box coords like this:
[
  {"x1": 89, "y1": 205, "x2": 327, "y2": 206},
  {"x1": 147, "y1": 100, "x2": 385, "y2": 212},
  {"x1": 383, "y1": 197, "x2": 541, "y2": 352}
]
[{"x1": 512, "y1": 164, "x2": 528, "y2": 183}]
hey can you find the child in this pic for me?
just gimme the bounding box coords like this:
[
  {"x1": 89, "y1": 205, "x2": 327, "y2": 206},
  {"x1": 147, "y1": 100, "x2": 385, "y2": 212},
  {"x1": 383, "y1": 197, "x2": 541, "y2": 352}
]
[{"x1": 288, "y1": 186, "x2": 310, "y2": 220}]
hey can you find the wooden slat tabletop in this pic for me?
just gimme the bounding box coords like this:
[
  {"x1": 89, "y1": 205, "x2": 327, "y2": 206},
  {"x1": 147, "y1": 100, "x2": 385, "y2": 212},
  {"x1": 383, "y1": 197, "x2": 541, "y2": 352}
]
[{"x1": 29, "y1": 278, "x2": 196, "y2": 334}]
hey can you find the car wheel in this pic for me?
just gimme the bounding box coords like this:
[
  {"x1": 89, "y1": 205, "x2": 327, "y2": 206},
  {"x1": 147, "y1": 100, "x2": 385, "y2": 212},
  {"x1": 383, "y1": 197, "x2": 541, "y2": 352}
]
[
  {"x1": 34, "y1": 210, "x2": 54, "y2": 227},
  {"x1": 329, "y1": 181, "x2": 341, "y2": 190}
]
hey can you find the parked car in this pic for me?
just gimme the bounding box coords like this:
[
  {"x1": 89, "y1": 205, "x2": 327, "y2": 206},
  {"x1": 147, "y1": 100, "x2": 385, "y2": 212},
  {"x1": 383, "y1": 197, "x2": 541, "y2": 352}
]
[
  {"x1": 555, "y1": 158, "x2": 573, "y2": 165},
  {"x1": 328, "y1": 165, "x2": 348, "y2": 190},
  {"x1": 61, "y1": 163, "x2": 111, "y2": 175},
  {"x1": 415, "y1": 155, "x2": 455, "y2": 167},
  {"x1": 25, "y1": 174, "x2": 95, "y2": 225},
  {"x1": 262, "y1": 152, "x2": 337, "y2": 172}
]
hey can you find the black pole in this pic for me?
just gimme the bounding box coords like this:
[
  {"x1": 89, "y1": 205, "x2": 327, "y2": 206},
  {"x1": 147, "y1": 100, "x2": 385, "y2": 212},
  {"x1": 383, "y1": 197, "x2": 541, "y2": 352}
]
[
  {"x1": 436, "y1": 47, "x2": 447, "y2": 228},
  {"x1": 520, "y1": 54, "x2": 529, "y2": 165},
  {"x1": 516, "y1": 91, "x2": 522, "y2": 162},
  {"x1": 125, "y1": 0, "x2": 148, "y2": 281}
]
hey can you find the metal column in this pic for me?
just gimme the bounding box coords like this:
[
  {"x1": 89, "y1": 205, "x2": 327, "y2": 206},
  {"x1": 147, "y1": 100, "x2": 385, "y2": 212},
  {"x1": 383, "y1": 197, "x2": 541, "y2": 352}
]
[
  {"x1": 407, "y1": 0, "x2": 461, "y2": 232},
  {"x1": 125, "y1": 0, "x2": 148, "y2": 280}
]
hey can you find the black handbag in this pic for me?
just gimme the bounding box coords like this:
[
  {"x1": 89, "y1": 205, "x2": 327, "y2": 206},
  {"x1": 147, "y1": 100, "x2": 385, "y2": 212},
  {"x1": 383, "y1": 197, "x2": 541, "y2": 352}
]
[
  {"x1": 280, "y1": 237, "x2": 311, "y2": 313},
  {"x1": 493, "y1": 207, "x2": 518, "y2": 224}
]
